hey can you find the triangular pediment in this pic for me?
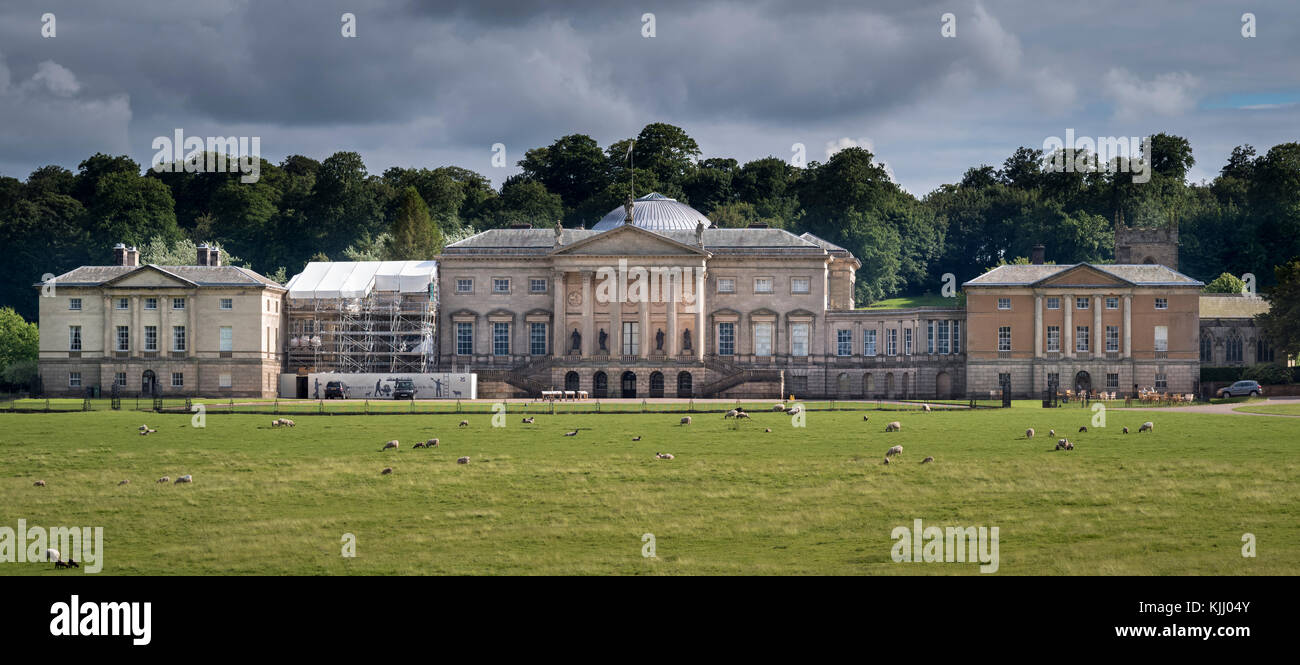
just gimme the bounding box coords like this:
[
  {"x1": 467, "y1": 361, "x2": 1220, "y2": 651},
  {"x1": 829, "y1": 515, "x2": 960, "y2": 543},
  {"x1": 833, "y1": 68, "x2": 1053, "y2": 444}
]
[
  {"x1": 1034, "y1": 264, "x2": 1132, "y2": 288},
  {"x1": 102, "y1": 265, "x2": 198, "y2": 288},
  {"x1": 551, "y1": 224, "x2": 709, "y2": 257}
]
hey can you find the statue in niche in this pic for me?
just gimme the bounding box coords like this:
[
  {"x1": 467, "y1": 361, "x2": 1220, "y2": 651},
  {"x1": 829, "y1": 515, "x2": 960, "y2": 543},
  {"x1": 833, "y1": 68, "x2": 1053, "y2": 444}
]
[
  {"x1": 655, "y1": 328, "x2": 665, "y2": 351},
  {"x1": 682, "y1": 328, "x2": 692, "y2": 352},
  {"x1": 571, "y1": 329, "x2": 581, "y2": 352},
  {"x1": 599, "y1": 328, "x2": 608, "y2": 351}
]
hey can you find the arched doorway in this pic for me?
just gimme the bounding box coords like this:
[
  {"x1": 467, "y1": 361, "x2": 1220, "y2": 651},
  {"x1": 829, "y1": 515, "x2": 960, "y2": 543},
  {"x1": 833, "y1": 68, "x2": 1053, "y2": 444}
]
[
  {"x1": 936, "y1": 371, "x2": 951, "y2": 399},
  {"x1": 141, "y1": 370, "x2": 157, "y2": 396},
  {"x1": 1074, "y1": 371, "x2": 1092, "y2": 395},
  {"x1": 649, "y1": 372, "x2": 664, "y2": 398},
  {"x1": 677, "y1": 371, "x2": 693, "y2": 398},
  {"x1": 565, "y1": 371, "x2": 580, "y2": 392},
  {"x1": 593, "y1": 371, "x2": 608, "y2": 398},
  {"x1": 885, "y1": 373, "x2": 895, "y2": 398},
  {"x1": 621, "y1": 371, "x2": 637, "y2": 398},
  {"x1": 864, "y1": 373, "x2": 873, "y2": 397}
]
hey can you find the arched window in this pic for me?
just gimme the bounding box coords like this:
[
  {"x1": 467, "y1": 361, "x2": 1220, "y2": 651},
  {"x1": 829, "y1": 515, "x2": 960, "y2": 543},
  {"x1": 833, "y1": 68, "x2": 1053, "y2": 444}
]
[
  {"x1": 1257, "y1": 338, "x2": 1275, "y2": 363},
  {"x1": 837, "y1": 373, "x2": 851, "y2": 396},
  {"x1": 1199, "y1": 335, "x2": 1213, "y2": 363},
  {"x1": 649, "y1": 372, "x2": 665, "y2": 398},
  {"x1": 593, "y1": 371, "x2": 608, "y2": 398},
  {"x1": 621, "y1": 371, "x2": 637, "y2": 398},
  {"x1": 677, "y1": 371, "x2": 693, "y2": 398},
  {"x1": 863, "y1": 373, "x2": 873, "y2": 396},
  {"x1": 565, "y1": 371, "x2": 580, "y2": 392},
  {"x1": 1226, "y1": 335, "x2": 1243, "y2": 364}
]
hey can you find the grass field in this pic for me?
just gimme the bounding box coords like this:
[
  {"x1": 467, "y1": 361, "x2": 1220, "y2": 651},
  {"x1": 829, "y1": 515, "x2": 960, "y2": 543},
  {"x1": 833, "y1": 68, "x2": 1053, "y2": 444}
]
[
  {"x1": 1, "y1": 404, "x2": 1297, "y2": 575},
  {"x1": 1234, "y1": 403, "x2": 1300, "y2": 416}
]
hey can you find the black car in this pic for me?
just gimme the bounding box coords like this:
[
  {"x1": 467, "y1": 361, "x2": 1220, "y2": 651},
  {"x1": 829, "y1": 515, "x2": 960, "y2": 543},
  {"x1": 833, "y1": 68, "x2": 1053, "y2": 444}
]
[
  {"x1": 324, "y1": 381, "x2": 347, "y2": 399},
  {"x1": 392, "y1": 379, "x2": 416, "y2": 400}
]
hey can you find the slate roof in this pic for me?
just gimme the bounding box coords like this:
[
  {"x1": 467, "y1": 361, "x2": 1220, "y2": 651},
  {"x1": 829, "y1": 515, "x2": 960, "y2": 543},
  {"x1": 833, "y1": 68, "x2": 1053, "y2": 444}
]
[
  {"x1": 1199, "y1": 294, "x2": 1270, "y2": 319},
  {"x1": 42, "y1": 265, "x2": 284, "y2": 288},
  {"x1": 442, "y1": 226, "x2": 846, "y2": 259},
  {"x1": 963, "y1": 263, "x2": 1203, "y2": 287}
]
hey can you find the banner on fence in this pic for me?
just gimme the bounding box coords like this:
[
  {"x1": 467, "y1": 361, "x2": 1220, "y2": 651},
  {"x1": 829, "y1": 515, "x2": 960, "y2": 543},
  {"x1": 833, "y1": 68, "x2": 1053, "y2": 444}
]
[{"x1": 279, "y1": 373, "x2": 477, "y2": 400}]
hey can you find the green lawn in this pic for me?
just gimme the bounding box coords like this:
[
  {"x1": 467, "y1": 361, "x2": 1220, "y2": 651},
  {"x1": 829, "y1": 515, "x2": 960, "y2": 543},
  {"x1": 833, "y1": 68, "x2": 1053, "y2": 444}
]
[
  {"x1": 859, "y1": 294, "x2": 964, "y2": 309},
  {"x1": 1, "y1": 405, "x2": 1296, "y2": 575},
  {"x1": 1233, "y1": 403, "x2": 1300, "y2": 416}
]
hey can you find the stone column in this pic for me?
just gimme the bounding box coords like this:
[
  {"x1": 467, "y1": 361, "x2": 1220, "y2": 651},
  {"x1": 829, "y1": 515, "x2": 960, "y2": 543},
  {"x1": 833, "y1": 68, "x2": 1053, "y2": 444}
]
[
  {"x1": 1122, "y1": 294, "x2": 1132, "y2": 358},
  {"x1": 188, "y1": 292, "x2": 197, "y2": 358},
  {"x1": 611, "y1": 298, "x2": 622, "y2": 357},
  {"x1": 666, "y1": 286, "x2": 678, "y2": 357},
  {"x1": 132, "y1": 295, "x2": 142, "y2": 358},
  {"x1": 1093, "y1": 295, "x2": 1102, "y2": 354},
  {"x1": 103, "y1": 295, "x2": 112, "y2": 356},
  {"x1": 581, "y1": 271, "x2": 593, "y2": 357},
  {"x1": 552, "y1": 270, "x2": 565, "y2": 357},
  {"x1": 694, "y1": 270, "x2": 706, "y2": 362},
  {"x1": 1063, "y1": 294, "x2": 1073, "y2": 358},
  {"x1": 638, "y1": 297, "x2": 649, "y2": 359},
  {"x1": 1034, "y1": 295, "x2": 1043, "y2": 358}
]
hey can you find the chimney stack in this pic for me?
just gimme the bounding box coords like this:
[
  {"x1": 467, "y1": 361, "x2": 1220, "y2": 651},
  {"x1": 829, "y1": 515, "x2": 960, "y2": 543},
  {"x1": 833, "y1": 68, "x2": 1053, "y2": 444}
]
[
  {"x1": 196, "y1": 243, "x2": 210, "y2": 266},
  {"x1": 1031, "y1": 244, "x2": 1046, "y2": 265},
  {"x1": 113, "y1": 243, "x2": 128, "y2": 266},
  {"x1": 208, "y1": 245, "x2": 220, "y2": 266},
  {"x1": 126, "y1": 246, "x2": 139, "y2": 266}
]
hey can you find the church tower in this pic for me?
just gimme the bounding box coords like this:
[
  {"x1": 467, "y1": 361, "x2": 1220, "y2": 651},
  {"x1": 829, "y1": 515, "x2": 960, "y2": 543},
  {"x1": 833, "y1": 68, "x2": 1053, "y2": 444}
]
[{"x1": 1113, "y1": 210, "x2": 1179, "y2": 269}]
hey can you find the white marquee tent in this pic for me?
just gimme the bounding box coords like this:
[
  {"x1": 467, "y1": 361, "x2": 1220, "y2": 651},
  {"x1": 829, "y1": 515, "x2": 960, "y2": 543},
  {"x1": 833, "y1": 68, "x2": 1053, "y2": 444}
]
[{"x1": 286, "y1": 261, "x2": 437, "y2": 301}]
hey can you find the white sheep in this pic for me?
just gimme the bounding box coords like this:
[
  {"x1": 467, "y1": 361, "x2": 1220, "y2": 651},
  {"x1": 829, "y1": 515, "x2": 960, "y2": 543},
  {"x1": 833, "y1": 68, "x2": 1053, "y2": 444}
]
[
  {"x1": 773, "y1": 404, "x2": 786, "y2": 412},
  {"x1": 174, "y1": 475, "x2": 192, "y2": 484},
  {"x1": 1049, "y1": 429, "x2": 1056, "y2": 437},
  {"x1": 44, "y1": 548, "x2": 59, "y2": 562},
  {"x1": 680, "y1": 416, "x2": 692, "y2": 425},
  {"x1": 457, "y1": 456, "x2": 470, "y2": 464},
  {"x1": 1026, "y1": 427, "x2": 1035, "y2": 439},
  {"x1": 886, "y1": 445, "x2": 903, "y2": 457},
  {"x1": 157, "y1": 476, "x2": 170, "y2": 483},
  {"x1": 33, "y1": 479, "x2": 46, "y2": 487},
  {"x1": 736, "y1": 412, "x2": 751, "y2": 419},
  {"x1": 564, "y1": 430, "x2": 578, "y2": 437},
  {"x1": 1139, "y1": 421, "x2": 1154, "y2": 433},
  {"x1": 787, "y1": 406, "x2": 803, "y2": 416},
  {"x1": 724, "y1": 409, "x2": 737, "y2": 419},
  {"x1": 1055, "y1": 439, "x2": 1074, "y2": 451},
  {"x1": 459, "y1": 420, "x2": 469, "y2": 427},
  {"x1": 1122, "y1": 427, "x2": 1130, "y2": 434},
  {"x1": 382, "y1": 440, "x2": 399, "y2": 451},
  {"x1": 522, "y1": 417, "x2": 535, "y2": 424},
  {"x1": 885, "y1": 421, "x2": 901, "y2": 432},
  {"x1": 922, "y1": 404, "x2": 932, "y2": 412},
  {"x1": 655, "y1": 452, "x2": 674, "y2": 460}
]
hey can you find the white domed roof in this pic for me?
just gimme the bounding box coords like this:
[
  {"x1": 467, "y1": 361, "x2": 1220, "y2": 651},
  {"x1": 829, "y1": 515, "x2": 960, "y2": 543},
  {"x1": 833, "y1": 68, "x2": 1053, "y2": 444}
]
[{"x1": 592, "y1": 192, "x2": 712, "y2": 231}]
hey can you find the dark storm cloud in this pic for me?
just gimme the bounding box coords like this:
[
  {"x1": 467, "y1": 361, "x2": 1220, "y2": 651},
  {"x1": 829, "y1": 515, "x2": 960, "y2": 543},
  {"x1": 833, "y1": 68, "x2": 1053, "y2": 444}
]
[{"x1": 0, "y1": 0, "x2": 1296, "y2": 193}]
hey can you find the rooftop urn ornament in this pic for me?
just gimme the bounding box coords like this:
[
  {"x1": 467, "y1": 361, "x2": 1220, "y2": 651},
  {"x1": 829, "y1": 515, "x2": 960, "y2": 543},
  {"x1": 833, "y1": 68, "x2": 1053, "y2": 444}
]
[{"x1": 623, "y1": 195, "x2": 635, "y2": 225}]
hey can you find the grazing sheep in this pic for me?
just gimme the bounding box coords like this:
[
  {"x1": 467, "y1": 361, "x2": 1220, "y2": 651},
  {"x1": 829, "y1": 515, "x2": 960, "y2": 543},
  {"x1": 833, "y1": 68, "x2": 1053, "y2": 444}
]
[
  {"x1": 885, "y1": 421, "x2": 902, "y2": 432},
  {"x1": 139, "y1": 428, "x2": 156, "y2": 436},
  {"x1": 66, "y1": 559, "x2": 79, "y2": 568},
  {"x1": 921, "y1": 456, "x2": 934, "y2": 464},
  {"x1": 1049, "y1": 429, "x2": 1056, "y2": 437},
  {"x1": 1078, "y1": 426, "x2": 1088, "y2": 433},
  {"x1": 1055, "y1": 439, "x2": 1074, "y2": 451},
  {"x1": 44, "y1": 548, "x2": 59, "y2": 562},
  {"x1": 773, "y1": 404, "x2": 786, "y2": 412},
  {"x1": 886, "y1": 445, "x2": 903, "y2": 457},
  {"x1": 381, "y1": 467, "x2": 393, "y2": 475},
  {"x1": 426, "y1": 438, "x2": 439, "y2": 448},
  {"x1": 680, "y1": 416, "x2": 692, "y2": 425},
  {"x1": 863, "y1": 415, "x2": 870, "y2": 422},
  {"x1": 55, "y1": 559, "x2": 70, "y2": 569},
  {"x1": 655, "y1": 452, "x2": 674, "y2": 460},
  {"x1": 382, "y1": 440, "x2": 399, "y2": 451},
  {"x1": 174, "y1": 475, "x2": 192, "y2": 484},
  {"x1": 564, "y1": 430, "x2": 578, "y2": 437},
  {"x1": 1026, "y1": 428, "x2": 1035, "y2": 439},
  {"x1": 33, "y1": 479, "x2": 46, "y2": 487},
  {"x1": 157, "y1": 476, "x2": 170, "y2": 483},
  {"x1": 272, "y1": 418, "x2": 282, "y2": 428},
  {"x1": 522, "y1": 417, "x2": 535, "y2": 424},
  {"x1": 458, "y1": 420, "x2": 469, "y2": 427},
  {"x1": 283, "y1": 419, "x2": 296, "y2": 427},
  {"x1": 1122, "y1": 427, "x2": 1130, "y2": 434},
  {"x1": 922, "y1": 404, "x2": 932, "y2": 412},
  {"x1": 882, "y1": 457, "x2": 890, "y2": 465},
  {"x1": 139, "y1": 424, "x2": 149, "y2": 432},
  {"x1": 118, "y1": 479, "x2": 130, "y2": 486},
  {"x1": 736, "y1": 412, "x2": 751, "y2": 419},
  {"x1": 457, "y1": 456, "x2": 470, "y2": 464},
  {"x1": 1139, "y1": 421, "x2": 1154, "y2": 433},
  {"x1": 724, "y1": 409, "x2": 737, "y2": 419},
  {"x1": 412, "y1": 441, "x2": 425, "y2": 449},
  {"x1": 787, "y1": 406, "x2": 803, "y2": 416},
  {"x1": 632, "y1": 436, "x2": 641, "y2": 441}
]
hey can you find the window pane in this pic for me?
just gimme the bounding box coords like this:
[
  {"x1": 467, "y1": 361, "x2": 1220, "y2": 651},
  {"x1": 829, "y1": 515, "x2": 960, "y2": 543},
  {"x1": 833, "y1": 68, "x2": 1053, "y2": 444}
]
[
  {"x1": 791, "y1": 323, "x2": 809, "y2": 357},
  {"x1": 754, "y1": 323, "x2": 772, "y2": 356},
  {"x1": 717, "y1": 322, "x2": 734, "y2": 356}
]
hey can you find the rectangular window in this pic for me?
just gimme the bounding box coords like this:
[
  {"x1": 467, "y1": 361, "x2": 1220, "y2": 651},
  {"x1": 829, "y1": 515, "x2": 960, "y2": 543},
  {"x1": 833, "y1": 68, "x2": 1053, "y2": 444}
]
[
  {"x1": 1076, "y1": 326, "x2": 1089, "y2": 352},
  {"x1": 886, "y1": 329, "x2": 898, "y2": 356},
  {"x1": 717, "y1": 322, "x2": 734, "y2": 356},
  {"x1": 791, "y1": 323, "x2": 809, "y2": 357},
  {"x1": 1047, "y1": 372, "x2": 1059, "y2": 387},
  {"x1": 938, "y1": 320, "x2": 950, "y2": 355},
  {"x1": 115, "y1": 372, "x2": 127, "y2": 387},
  {"x1": 754, "y1": 323, "x2": 772, "y2": 357},
  {"x1": 69, "y1": 372, "x2": 81, "y2": 388},
  {"x1": 530, "y1": 322, "x2": 547, "y2": 356},
  {"x1": 145, "y1": 326, "x2": 157, "y2": 351},
  {"x1": 1106, "y1": 325, "x2": 1119, "y2": 352},
  {"x1": 1106, "y1": 297, "x2": 1118, "y2": 310},
  {"x1": 116, "y1": 325, "x2": 130, "y2": 352},
  {"x1": 717, "y1": 278, "x2": 735, "y2": 293},
  {"x1": 998, "y1": 326, "x2": 1011, "y2": 352},
  {"x1": 952, "y1": 321, "x2": 960, "y2": 353},
  {"x1": 69, "y1": 326, "x2": 82, "y2": 351},
  {"x1": 623, "y1": 322, "x2": 640, "y2": 355},
  {"x1": 997, "y1": 297, "x2": 1011, "y2": 310},
  {"x1": 837, "y1": 329, "x2": 852, "y2": 356},
  {"x1": 172, "y1": 372, "x2": 184, "y2": 388},
  {"x1": 493, "y1": 278, "x2": 510, "y2": 294},
  {"x1": 904, "y1": 328, "x2": 913, "y2": 355},
  {"x1": 456, "y1": 278, "x2": 473, "y2": 294},
  {"x1": 220, "y1": 298, "x2": 233, "y2": 310},
  {"x1": 791, "y1": 277, "x2": 810, "y2": 294},
  {"x1": 1106, "y1": 373, "x2": 1119, "y2": 389},
  {"x1": 1155, "y1": 297, "x2": 1168, "y2": 310},
  {"x1": 173, "y1": 297, "x2": 186, "y2": 310},
  {"x1": 529, "y1": 278, "x2": 548, "y2": 294},
  {"x1": 116, "y1": 297, "x2": 129, "y2": 310},
  {"x1": 1155, "y1": 374, "x2": 1168, "y2": 389},
  {"x1": 927, "y1": 321, "x2": 935, "y2": 354},
  {"x1": 456, "y1": 322, "x2": 473, "y2": 355},
  {"x1": 1046, "y1": 326, "x2": 1060, "y2": 352},
  {"x1": 1046, "y1": 297, "x2": 1060, "y2": 310},
  {"x1": 68, "y1": 298, "x2": 82, "y2": 311},
  {"x1": 145, "y1": 297, "x2": 157, "y2": 310},
  {"x1": 219, "y1": 373, "x2": 232, "y2": 388},
  {"x1": 1076, "y1": 297, "x2": 1089, "y2": 310},
  {"x1": 220, "y1": 326, "x2": 233, "y2": 352},
  {"x1": 172, "y1": 326, "x2": 186, "y2": 352},
  {"x1": 864, "y1": 329, "x2": 877, "y2": 356},
  {"x1": 753, "y1": 278, "x2": 773, "y2": 294},
  {"x1": 1154, "y1": 325, "x2": 1168, "y2": 352},
  {"x1": 493, "y1": 322, "x2": 510, "y2": 356}
]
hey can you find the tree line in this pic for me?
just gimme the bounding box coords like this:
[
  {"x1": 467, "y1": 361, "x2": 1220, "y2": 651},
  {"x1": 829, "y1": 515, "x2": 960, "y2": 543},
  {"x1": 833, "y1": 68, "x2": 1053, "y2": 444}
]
[{"x1": 2, "y1": 122, "x2": 1298, "y2": 324}]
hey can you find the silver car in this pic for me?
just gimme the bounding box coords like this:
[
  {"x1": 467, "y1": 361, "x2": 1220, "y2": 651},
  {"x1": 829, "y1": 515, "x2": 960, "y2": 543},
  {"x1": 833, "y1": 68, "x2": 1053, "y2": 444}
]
[{"x1": 1218, "y1": 380, "x2": 1263, "y2": 398}]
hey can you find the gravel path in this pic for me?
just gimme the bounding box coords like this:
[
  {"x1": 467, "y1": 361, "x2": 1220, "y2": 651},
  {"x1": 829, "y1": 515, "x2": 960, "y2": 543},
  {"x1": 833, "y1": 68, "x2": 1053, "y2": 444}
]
[{"x1": 1113, "y1": 398, "x2": 1300, "y2": 417}]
